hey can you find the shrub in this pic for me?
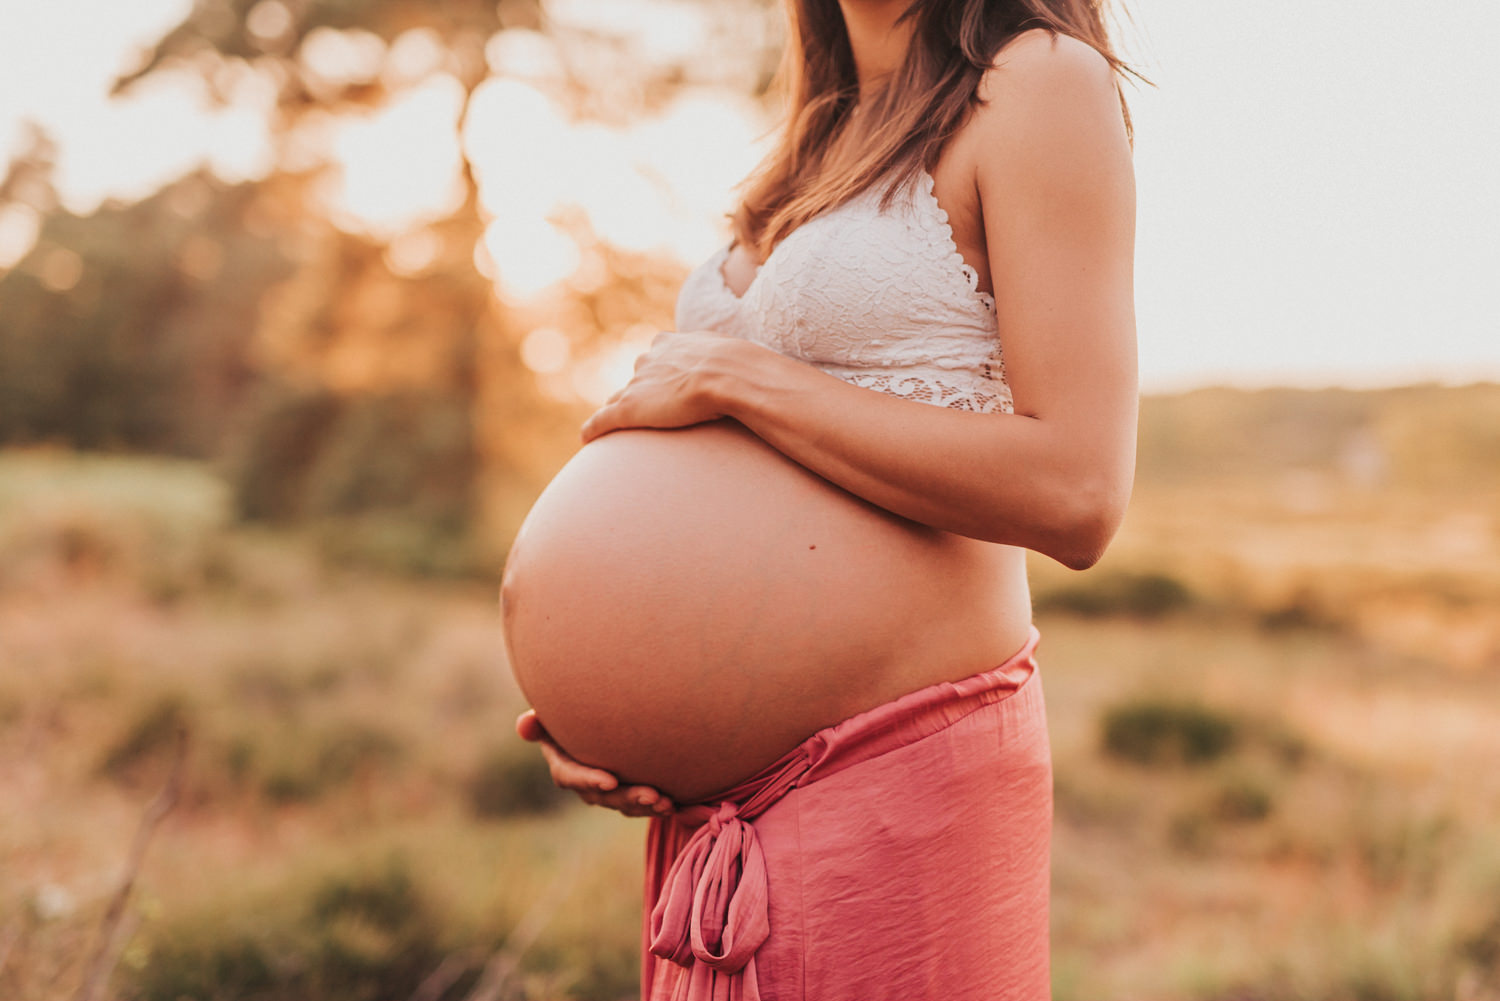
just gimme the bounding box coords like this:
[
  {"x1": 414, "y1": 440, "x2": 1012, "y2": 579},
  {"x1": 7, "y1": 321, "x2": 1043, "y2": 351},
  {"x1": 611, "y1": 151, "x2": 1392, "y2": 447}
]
[
  {"x1": 303, "y1": 859, "x2": 447, "y2": 999},
  {"x1": 315, "y1": 514, "x2": 488, "y2": 579},
  {"x1": 218, "y1": 719, "x2": 405, "y2": 804},
  {"x1": 257, "y1": 722, "x2": 406, "y2": 804},
  {"x1": 467, "y1": 743, "x2": 568, "y2": 819},
  {"x1": 97, "y1": 694, "x2": 191, "y2": 785},
  {"x1": 132, "y1": 856, "x2": 451, "y2": 1001},
  {"x1": 1211, "y1": 775, "x2": 1274, "y2": 823},
  {"x1": 1354, "y1": 813, "x2": 1452, "y2": 891},
  {"x1": 526, "y1": 938, "x2": 641, "y2": 1001},
  {"x1": 1459, "y1": 903, "x2": 1500, "y2": 983},
  {"x1": 1034, "y1": 571, "x2": 1196, "y2": 620},
  {"x1": 1101, "y1": 699, "x2": 1239, "y2": 766},
  {"x1": 226, "y1": 383, "x2": 479, "y2": 535},
  {"x1": 1167, "y1": 810, "x2": 1214, "y2": 855},
  {"x1": 1260, "y1": 721, "x2": 1313, "y2": 769},
  {"x1": 1256, "y1": 584, "x2": 1342, "y2": 632}
]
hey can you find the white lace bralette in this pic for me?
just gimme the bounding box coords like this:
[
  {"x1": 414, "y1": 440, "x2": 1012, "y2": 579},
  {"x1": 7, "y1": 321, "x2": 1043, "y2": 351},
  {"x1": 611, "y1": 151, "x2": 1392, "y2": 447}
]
[{"x1": 674, "y1": 168, "x2": 1013, "y2": 415}]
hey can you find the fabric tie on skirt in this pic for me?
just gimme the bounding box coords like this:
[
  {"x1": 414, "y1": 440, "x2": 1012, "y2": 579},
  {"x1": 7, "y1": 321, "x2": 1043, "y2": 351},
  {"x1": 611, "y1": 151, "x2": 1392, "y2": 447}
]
[{"x1": 647, "y1": 749, "x2": 817, "y2": 1001}]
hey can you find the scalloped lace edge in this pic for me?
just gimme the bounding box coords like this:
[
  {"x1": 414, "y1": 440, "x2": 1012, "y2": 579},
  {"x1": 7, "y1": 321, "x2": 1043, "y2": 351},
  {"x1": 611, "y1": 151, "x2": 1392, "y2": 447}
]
[{"x1": 914, "y1": 169, "x2": 998, "y2": 316}]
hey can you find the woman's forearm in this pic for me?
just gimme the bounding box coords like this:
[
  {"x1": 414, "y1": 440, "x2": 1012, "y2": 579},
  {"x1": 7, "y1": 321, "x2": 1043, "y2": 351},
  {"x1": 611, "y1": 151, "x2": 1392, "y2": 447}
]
[{"x1": 700, "y1": 338, "x2": 1132, "y2": 570}]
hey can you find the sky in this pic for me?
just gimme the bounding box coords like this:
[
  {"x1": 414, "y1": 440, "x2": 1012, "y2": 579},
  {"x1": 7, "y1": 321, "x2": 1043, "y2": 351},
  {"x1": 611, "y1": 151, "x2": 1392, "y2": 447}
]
[
  {"x1": 1, "y1": 0, "x2": 1497, "y2": 393},
  {"x1": 1117, "y1": 0, "x2": 1500, "y2": 390}
]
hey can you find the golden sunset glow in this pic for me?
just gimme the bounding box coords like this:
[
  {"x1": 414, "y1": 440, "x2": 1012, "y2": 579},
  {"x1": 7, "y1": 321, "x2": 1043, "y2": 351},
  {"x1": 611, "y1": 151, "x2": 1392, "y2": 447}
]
[
  {"x1": 316, "y1": 73, "x2": 470, "y2": 239},
  {"x1": 5, "y1": 6, "x2": 1500, "y2": 1000},
  {"x1": 7, "y1": 0, "x2": 1495, "y2": 389}
]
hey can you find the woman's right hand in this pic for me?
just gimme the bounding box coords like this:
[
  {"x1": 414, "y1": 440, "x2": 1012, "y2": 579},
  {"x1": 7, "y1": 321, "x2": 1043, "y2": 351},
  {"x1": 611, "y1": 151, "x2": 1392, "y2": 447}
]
[{"x1": 516, "y1": 710, "x2": 675, "y2": 818}]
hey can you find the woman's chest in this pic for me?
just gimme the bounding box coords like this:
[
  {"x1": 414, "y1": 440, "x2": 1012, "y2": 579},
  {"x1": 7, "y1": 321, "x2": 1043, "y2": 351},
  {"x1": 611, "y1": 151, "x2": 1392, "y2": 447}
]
[
  {"x1": 679, "y1": 170, "x2": 998, "y2": 367},
  {"x1": 722, "y1": 154, "x2": 990, "y2": 298}
]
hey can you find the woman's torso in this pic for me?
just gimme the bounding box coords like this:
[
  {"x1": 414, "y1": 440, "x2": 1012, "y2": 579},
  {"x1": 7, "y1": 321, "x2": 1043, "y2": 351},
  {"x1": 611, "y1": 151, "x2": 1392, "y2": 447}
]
[{"x1": 501, "y1": 139, "x2": 1035, "y2": 802}]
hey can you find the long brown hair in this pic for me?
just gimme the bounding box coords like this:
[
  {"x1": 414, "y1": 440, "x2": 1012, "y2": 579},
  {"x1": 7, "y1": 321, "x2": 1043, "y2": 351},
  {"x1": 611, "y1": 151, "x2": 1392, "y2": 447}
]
[{"x1": 731, "y1": 0, "x2": 1149, "y2": 261}]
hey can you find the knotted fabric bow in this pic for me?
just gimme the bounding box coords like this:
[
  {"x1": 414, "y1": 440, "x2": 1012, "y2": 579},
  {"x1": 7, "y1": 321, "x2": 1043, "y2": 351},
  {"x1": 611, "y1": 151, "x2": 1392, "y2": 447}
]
[{"x1": 646, "y1": 750, "x2": 815, "y2": 1001}]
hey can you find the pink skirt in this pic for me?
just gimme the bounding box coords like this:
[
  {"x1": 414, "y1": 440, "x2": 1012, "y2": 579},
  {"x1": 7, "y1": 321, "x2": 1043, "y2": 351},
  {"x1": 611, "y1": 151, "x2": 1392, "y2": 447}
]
[{"x1": 643, "y1": 626, "x2": 1052, "y2": 1001}]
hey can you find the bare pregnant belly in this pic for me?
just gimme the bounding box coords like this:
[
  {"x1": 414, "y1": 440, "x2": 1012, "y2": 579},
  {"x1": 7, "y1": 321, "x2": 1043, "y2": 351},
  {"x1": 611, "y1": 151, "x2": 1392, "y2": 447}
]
[{"x1": 500, "y1": 419, "x2": 1031, "y2": 801}]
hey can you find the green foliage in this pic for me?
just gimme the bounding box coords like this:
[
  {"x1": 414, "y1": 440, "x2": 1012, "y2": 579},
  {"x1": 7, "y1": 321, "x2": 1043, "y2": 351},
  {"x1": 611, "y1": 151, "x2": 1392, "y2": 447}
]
[
  {"x1": 127, "y1": 842, "x2": 647, "y2": 1001},
  {"x1": 225, "y1": 382, "x2": 483, "y2": 575},
  {"x1": 301, "y1": 387, "x2": 474, "y2": 522},
  {"x1": 466, "y1": 743, "x2": 568, "y2": 819},
  {"x1": 132, "y1": 855, "x2": 452, "y2": 1001},
  {"x1": 316, "y1": 514, "x2": 488, "y2": 579},
  {"x1": 0, "y1": 160, "x2": 500, "y2": 557},
  {"x1": 1034, "y1": 570, "x2": 1196, "y2": 619},
  {"x1": 0, "y1": 173, "x2": 291, "y2": 457},
  {"x1": 1100, "y1": 699, "x2": 1240, "y2": 767},
  {"x1": 1458, "y1": 900, "x2": 1500, "y2": 988},
  {"x1": 223, "y1": 382, "x2": 343, "y2": 523},
  {"x1": 247, "y1": 721, "x2": 407, "y2": 804},
  {"x1": 98, "y1": 692, "x2": 412, "y2": 806},
  {"x1": 525, "y1": 938, "x2": 641, "y2": 1001}
]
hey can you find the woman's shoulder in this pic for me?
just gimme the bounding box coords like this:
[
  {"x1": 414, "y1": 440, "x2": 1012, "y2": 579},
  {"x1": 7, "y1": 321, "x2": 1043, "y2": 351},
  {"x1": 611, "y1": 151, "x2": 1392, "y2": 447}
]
[
  {"x1": 975, "y1": 28, "x2": 1119, "y2": 110},
  {"x1": 959, "y1": 27, "x2": 1128, "y2": 165}
]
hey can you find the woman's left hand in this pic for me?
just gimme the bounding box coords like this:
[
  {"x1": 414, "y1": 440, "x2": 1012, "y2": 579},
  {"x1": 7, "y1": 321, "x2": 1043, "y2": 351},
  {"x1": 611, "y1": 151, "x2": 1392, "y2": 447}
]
[{"x1": 579, "y1": 331, "x2": 735, "y2": 443}]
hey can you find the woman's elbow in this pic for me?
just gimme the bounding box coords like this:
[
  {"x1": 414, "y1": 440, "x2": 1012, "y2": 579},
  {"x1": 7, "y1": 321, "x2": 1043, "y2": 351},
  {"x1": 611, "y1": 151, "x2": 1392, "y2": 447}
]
[{"x1": 1040, "y1": 476, "x2": 1131, "y2": 571}]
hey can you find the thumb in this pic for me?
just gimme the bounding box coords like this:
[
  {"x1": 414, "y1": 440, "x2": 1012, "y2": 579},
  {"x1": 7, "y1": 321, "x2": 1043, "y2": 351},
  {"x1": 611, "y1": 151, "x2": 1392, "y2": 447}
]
[{"x1": 516, "y1": 709, "x2": 547, "y2": 742}]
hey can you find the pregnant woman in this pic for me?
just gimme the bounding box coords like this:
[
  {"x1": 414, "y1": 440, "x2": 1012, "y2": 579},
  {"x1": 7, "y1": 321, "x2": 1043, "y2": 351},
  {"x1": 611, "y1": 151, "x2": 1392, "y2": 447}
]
[{"x1": 501, "y1": 1, "x2": 1140, "y2": 998}]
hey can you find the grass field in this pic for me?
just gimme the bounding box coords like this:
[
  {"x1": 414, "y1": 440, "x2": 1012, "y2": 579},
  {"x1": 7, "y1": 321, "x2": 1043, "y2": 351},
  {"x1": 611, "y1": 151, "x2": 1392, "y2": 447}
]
[{"x1": 1, "y1": 443, "x2": 1498, "y2": 1001}]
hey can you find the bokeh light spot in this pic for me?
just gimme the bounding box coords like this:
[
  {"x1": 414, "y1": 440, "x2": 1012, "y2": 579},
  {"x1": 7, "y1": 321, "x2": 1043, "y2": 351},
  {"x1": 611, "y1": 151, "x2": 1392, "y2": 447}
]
[
  {"x1": 520, "y1": 327, "x2": 572, "y2": 374},
  {"x1": 0, "y1": 204, "x2": 43, "y2": 269},
  {"x1": 38, "y1": 246, "x2": 84, "y2": 292}
]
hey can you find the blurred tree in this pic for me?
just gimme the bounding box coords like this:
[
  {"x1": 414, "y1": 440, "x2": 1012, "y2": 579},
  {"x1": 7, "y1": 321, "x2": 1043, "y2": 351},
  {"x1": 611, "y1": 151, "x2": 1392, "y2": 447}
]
[
  {"x1": 0, "y1": 154, "x2": 291, "y2": 456},
  {"x1": 0, "y1": 0, "x2": 783, "y2": 564}
]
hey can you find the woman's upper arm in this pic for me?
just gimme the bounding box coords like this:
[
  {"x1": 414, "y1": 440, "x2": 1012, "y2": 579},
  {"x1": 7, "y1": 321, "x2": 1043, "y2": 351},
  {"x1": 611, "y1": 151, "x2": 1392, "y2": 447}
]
[{"x1": 974, "y1": 31, "x2": 1139, "y2": 541}]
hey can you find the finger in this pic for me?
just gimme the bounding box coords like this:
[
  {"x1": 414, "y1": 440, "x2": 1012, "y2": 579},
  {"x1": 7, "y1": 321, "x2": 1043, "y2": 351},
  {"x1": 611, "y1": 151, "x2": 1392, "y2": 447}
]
[
  {"x1": 623, "y1": 786, "x2": 662, "y2": 808},
  {"x1": 591, "y1": 790, "x2": 634, "y2": 811},
  {"x1": 644, "y1": 798, "x2": 675, "y2": 816},
  {"x1": 536, "y1": 739, "x2": 619, "y2": 792},
  {"x1": 620, "y1": 786, "x2": 675, "y2": 816},
  {"x1": 595, "y1": 789, "x2": 658, "y2": 817},
  {"x1": 580, "y1": 408, "x2": 615, "y2": 444},
  {"x1": 516, "y1": 710, "x2": 546, "y2": 741},
  {"x1": 574, "y1": 783, "x2": 675, "y2": 817}
]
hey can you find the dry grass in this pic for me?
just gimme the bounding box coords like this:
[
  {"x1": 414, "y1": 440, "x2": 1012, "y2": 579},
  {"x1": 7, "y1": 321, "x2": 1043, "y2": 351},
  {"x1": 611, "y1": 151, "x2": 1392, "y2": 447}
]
[{"x1": 2, "y1": 448, "x2": 1499, "y2": 1000}]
